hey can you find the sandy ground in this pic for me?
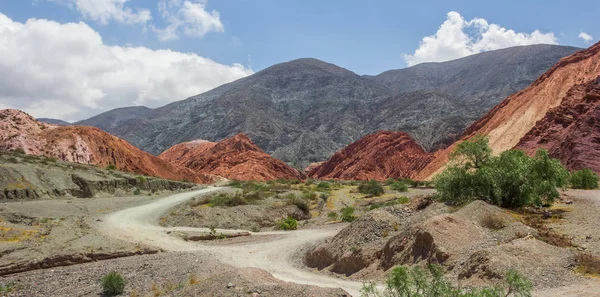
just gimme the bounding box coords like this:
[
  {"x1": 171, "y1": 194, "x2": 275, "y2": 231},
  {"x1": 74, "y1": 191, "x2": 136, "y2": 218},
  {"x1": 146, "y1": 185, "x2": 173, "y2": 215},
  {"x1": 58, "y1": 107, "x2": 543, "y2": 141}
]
[{"x1": 98, "y1": 187, "x2": 364, "y2": 296}]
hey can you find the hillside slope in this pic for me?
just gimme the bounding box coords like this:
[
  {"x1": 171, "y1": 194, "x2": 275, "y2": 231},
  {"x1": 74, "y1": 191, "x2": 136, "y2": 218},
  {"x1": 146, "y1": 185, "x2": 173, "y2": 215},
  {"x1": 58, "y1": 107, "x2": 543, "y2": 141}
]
[
  {"x1": 416, "y1": 41, "x2": 600, "y2": 180},
  {"x1": 160, "y1": 134, "x2": 304, "y2": 181},
  {"x1": 78, "y1": 45, "x2": 579, "y2": 167},
  {"x1": 0, "y1": 109, "x2": 214, "y2": 184},
  {"x1": 308, "y1": 131, "x2": 432, "y2": 181}
]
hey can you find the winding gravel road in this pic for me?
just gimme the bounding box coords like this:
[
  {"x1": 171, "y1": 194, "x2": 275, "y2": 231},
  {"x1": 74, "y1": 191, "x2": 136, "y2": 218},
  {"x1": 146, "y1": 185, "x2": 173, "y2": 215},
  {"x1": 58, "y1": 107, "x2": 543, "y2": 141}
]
[{"x1": 98, "y1": 187, "x2": 364, "y2": 296}]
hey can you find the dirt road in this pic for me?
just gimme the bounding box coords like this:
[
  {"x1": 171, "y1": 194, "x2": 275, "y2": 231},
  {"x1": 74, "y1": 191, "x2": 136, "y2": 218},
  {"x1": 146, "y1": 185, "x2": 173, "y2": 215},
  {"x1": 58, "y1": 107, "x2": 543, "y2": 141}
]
[{"x1": 98, "y1": 187, "x2": 365, "y2": 296}]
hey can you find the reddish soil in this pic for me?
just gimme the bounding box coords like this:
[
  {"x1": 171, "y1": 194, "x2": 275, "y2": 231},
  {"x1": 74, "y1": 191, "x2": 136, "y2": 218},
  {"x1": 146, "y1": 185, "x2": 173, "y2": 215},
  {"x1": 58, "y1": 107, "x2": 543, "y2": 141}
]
[
  {"x1": 160, "y1": 134, "x2": 304, "y2": 181},
  {"x1": 308, "y1": 131, "x2": 432, "y2": 181}
]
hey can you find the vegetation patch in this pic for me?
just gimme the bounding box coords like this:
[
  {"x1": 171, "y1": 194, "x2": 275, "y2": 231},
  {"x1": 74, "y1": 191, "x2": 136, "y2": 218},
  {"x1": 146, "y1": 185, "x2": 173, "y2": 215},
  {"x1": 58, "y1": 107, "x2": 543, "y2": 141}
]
[
  {"x1": 361, "y1": 265, "x2": 532, "y2": 297},
  {"x1": 575, "y1": 252, "x2": 600, "y2": 275},
  {"x1": 358, "y1": 180, "x2": 384, "y2": 197},
  {"x1": 276, "y1": 217, "x2": 298, "y2": 231},
  {"x1": 570, "y1": 168, "x2": 599, "y2": 189},
  {"x1": 435, "y1": 134, "x2": 569, "y2": 208},
  {"x1": 341, "y1": 206, "x2": 356, "y2": 222},
  {"x1": 101, "y1": 271, "x2": 125, "y2": 296}
]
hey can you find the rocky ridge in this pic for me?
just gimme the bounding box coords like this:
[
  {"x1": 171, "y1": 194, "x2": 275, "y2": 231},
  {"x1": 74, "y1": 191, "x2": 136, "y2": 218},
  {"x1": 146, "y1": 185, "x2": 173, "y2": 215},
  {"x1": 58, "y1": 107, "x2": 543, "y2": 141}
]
[
  {"x1": 308, "y1": 131, "x2": 432, "y2": 181},
  {"x1": 160, "y1": 134, "x2": 304, "y2": 181}
]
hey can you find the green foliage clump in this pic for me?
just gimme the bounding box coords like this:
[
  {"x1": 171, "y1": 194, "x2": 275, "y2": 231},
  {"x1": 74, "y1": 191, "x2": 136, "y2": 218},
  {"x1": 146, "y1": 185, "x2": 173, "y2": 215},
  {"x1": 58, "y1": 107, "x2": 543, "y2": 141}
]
[
  {"x1": 358, "y1": 180, "x2": 384, "y2": 196},
  {"x1": 316, "y1": 181, "x2": 331, "y2": 191},
  {"x1": 327, "y1": 211, "x2": 338, "y2": 221},
  {"x1": 361, "y1": 265, "x2": 532, "y2": 297},
  {"x1": 341, "y1": 206, "x2": 356, "y2": 222},
  {"x1": 101, "y1": 271, "x2": 126, "y2": 296},
  {"x1": 435, "y1": 135, "x2": 569, "y2": 208},
  {"x1": 390, "y1": 181, "x2": 408, "y2": 192},
  {"x1": 132, "y1": 188, "x2": 141, "y2": 195},
  {"x1": 209, "y1": 193, "x2": 247, "y2": 207},
  {"x1": 277, "y1": 217, "x2": 298, "y2": 231},
  {"x1": 106, "y1": 164, "x2": 117, "y2": 170},
  {"x1": 570, "y1": 168, "x2": 599, "y2": 189}
]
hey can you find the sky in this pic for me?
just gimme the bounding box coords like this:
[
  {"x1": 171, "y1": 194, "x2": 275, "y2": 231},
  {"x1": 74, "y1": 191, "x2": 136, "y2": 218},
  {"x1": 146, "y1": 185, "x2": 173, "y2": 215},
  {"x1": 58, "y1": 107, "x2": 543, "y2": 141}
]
[{"x1": 0, "y1": 0, "x2": 598, "y2": 121}]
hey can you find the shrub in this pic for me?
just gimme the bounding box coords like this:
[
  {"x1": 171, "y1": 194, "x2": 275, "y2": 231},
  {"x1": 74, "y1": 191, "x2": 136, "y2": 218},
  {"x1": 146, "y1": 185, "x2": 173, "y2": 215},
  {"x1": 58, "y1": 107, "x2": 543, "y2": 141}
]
[
  {"x1": 390, "y1": 181, "x2": 408, "y2": 192},
  {"x1": 361, "y1": 265, "x2": 532, "y2": 297},
  {"x1": 327, "y1": 211, "x2": 338, "y2": 221},
  {"x1": 575, "y1": 252, "x2": 600, "y2": 275},
  {"x1": 570, "y1": 169, "x2": 599, "y2": 189},
  {"x1": 209, "y1": 193, "x2": 247, "y2": 207},
  {"x1": 316, "y1": 182, "x2": 331, "y2": 191},
  {"x1": 132, "y1": 188, "x2": 141, "y2": 195},
  {"x1": 101, "y1": 271, "x2": 125, "y2": 296},
  {"x1": 341, "y1": 206, "x2": 356, "y2": 222},
  {"x1": 480, "y1": 213, "x2": 506, "y2": 230},
  {"x1": 385, "y1": 178, "x2": 396, "y2": 185},
  {"x1": 106, "y1": 164, "x2": 117, "y2": 170},
  {"x1": 302, "y1": 190, "x2": 317, "y2": 201},
  {"x1": 277, "y1": 217, "x2": 298, "y2": 230},
  {"x1": 319, "y1": 193, "x2": 329, "y2": 202},
  {"x1": 358, "y1": 180, "x2": 384, "y2": 196},
  {"x1": 435, "y1": 135, "x2": 569, "y2": 208}
]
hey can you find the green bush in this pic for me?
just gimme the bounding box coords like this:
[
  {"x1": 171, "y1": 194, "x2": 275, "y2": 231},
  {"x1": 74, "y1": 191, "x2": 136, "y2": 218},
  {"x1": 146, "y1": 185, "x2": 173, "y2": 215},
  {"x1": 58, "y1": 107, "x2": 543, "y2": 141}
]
[
  {"x1": 327, "y1": 211, "x2": 338, "y2": 221},
  {"x1": 209, "y1": 193, "x2": 247, "y2": 207},
  {"x1": 106, "y1": 164, "x2": 117, "y2": 170},
  {"x1": 319, "y1": 193, "x2": 329, "y2": 202},
  {"x1": 358, "y1": 180, "x2": 384, "y2": 196},
  {"x1": 132, "y1": 188, "x2": 141, "y2": 195},
  {"x1": 385, "y1": 178, "x2": 396, "y2": 185},
  {"x1": 435, "y1": 135, "x2": 568, "y2": 208},
  {"x1": 277, "y1": 217, "x2": 298, "y2": 230},
  {"x1": 101, "y1": 271, "x2": 125, "y2": 296},
  {"x1": 361, "y1": 265, "x2": 531, "y2": 297},
  {"x1": 341, "y1": 206, "x2": 356, "y2": 222},
  {"x1": 316, "y1": 182, "x2": 331, "y2": 191},
  {"x1": 570, "y1": 168, "x2": 599, "y2": 189},
  {"x1": 390, "y1": 181, "x2": 408, "y2": 192}
]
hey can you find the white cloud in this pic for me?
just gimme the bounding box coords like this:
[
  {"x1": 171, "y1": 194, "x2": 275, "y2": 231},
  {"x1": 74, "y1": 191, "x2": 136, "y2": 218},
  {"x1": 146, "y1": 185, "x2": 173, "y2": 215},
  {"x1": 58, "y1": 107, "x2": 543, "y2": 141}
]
[
  {"x1": 404, "y1": 11, "x2": 558, "y2": 66},
  {"x1": 154, "y1": 0, "x2": 224, "y2": 41},
  {"x1": 579, "y1": 32, "x2": 593, "y2": 43},
  {"x1": 0, "y1": 13, "x2": 253, "y2": 121},
  {"x1": 50, "y1": 0, "x2": 152, "y2": 25}
]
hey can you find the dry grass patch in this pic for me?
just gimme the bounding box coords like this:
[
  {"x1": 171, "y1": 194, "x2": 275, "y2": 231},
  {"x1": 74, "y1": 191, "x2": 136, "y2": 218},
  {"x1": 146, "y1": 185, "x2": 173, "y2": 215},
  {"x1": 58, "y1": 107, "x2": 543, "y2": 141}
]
[
  {"x1": 575, "y1": 253, "x2": 600, "y2": 275},
  {"x1": 480, "y1": 213, "x2": 506, "y2": 230}
]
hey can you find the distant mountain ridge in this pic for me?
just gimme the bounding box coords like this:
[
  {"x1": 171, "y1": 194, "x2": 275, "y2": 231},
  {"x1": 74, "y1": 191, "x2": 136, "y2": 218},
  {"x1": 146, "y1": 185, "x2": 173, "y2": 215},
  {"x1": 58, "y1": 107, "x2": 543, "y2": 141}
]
[{"x1": 75, "y1": 45, "x2": 580, "y2": 168}]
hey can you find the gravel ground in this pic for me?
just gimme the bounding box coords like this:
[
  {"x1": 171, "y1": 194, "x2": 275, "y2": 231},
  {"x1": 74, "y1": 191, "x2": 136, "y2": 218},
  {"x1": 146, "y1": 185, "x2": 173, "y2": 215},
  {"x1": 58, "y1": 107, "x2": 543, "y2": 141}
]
[{"x1": 1, "y1": 252, "x2": 348, "y2": 297}]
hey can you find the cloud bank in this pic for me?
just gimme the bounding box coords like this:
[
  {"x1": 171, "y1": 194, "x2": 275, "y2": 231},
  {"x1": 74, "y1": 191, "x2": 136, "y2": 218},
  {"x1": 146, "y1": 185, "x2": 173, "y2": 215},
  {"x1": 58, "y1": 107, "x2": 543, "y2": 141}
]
[
  {"x1": 579, "y1": 32, "x2": 593, "y2": 43},
  {"x1": 49, "y1": 0, "x2": 151, "y2": 24},
  {"x1": 404, "y1": 11, "x2": 558, "y2": 66},
  {"x1": 154, "y1": 0, "x2": 224, "y2": 41},
  {"x1": 0, "y1": 13, "x2": 253, "y2": 121}
]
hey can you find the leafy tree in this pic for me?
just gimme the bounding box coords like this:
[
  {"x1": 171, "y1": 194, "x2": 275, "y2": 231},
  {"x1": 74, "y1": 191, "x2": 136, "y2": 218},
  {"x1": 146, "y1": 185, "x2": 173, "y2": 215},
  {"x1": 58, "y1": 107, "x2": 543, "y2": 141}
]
[
  {"x1": 390, "y1": 181, "x2": 409, "y2": 192},
  {"x1": 570, "y1": 168, "x2": 599, "y2": 189},
  {"x1": 435, "y1": 136, "x2": 568, "y2": 208},
  {"x1": 449, "y1": 134, "x2": 492, "y2": 169}
]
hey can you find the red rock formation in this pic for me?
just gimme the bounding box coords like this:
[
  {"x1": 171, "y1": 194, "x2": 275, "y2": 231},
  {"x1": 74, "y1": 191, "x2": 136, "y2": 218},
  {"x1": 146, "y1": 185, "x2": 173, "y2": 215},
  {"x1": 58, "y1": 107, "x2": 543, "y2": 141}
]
[
  {"x1": 308, "y1": 131, "x2": 432, "y2": 181},
  {"x1": 304, "y1": 162, "x2": 324, "y2": 175},
  {"x1": 415, "y1": 41, "x2": 600, "y2": 180},
  {"x1": 515, "y1": 76, "x2": 600, "y2": 172},
  {"x1": 160, "y1": 134, "x2": 304, "y2": 181},
  {"x1": 0, "y1": 109, "x2": 214, "y2": 184}
]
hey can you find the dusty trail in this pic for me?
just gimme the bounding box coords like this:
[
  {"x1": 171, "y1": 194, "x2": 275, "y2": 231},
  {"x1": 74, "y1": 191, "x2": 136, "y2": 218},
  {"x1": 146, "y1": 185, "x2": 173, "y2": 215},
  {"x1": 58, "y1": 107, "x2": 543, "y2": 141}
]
[{"x1": 98, "y1": 187, "x2": 364, "y2": 296}]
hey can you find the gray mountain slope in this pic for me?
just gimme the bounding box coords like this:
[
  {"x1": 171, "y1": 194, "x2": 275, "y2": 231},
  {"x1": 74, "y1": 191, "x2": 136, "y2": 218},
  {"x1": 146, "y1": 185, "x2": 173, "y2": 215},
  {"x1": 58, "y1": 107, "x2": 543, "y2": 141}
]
[{"x1": 78, "y1": 45, "x2": 581, "y2": 168}]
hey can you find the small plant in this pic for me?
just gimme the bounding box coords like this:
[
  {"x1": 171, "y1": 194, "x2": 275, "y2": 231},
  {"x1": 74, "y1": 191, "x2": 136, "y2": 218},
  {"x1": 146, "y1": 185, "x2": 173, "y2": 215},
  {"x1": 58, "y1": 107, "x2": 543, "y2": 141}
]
[
  {"x1": 480, "y1": 213, "x2": 506, "y2": 230},
  {"x1": 277, "y1": 217, "x2": 298, "y2": 231},
  {"x1": 570, "y1": 168, "x2": 599, "y2": 189},
  {"x1": 390, "y1": 181, "x2": 408, "y2": 192},
  {"x1": 250, "y1": 225, "x2": 261, "y2": 232},
  {"x1": 358, "y1": 180, "x2": 384, "y2": 196},
  {"x1": 341, "y1": 206, "x2": 356, "y2": 222},
  {"x1": 319, "y1": 193, "x2": 329, "y2": 202},
  {"x1": 575, "y1": 252, "x2": 600, "y2": 275},
  {"x1": 133, "y1": 188, "x2": 141, "y2": 195},
  {"x1": 327, "y1": 211, "x2": 338, "y2": 221},
  {"x1": 101, "y1": 271, "x2": 126, "y2": 296},
  {"x1": 209, "y1": 226, "x2": 217, "y2": 236},
  {"x1": 106, "y1": 164, "x2": 117, "y2": 170}
]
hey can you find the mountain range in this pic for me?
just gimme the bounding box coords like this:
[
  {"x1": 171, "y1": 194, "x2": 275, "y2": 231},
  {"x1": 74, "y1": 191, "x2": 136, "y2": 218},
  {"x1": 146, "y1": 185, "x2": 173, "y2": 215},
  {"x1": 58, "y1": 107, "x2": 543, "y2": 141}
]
[{"x1": 75, "y1": 44, "x2": 580, "y2": 168}]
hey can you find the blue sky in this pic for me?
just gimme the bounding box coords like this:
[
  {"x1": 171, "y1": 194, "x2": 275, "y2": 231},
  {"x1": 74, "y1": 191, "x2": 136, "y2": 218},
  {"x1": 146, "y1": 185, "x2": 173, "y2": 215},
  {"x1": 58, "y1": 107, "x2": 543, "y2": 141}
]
[{"x1": 0, "y1": 0, "x2": 598, "y2": 120}]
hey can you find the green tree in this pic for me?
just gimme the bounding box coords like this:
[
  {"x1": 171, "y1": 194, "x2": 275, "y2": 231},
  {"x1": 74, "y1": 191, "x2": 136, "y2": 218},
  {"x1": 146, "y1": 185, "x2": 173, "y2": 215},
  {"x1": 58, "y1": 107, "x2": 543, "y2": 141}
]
[
  {"x1": 435, "y1": 136, "x2": 568, "y2": 208},
  {"x1": 570, "y1": 168, "x2": 599, "y2": 189},
  {"x1": 450, "y1": 134, "x2": 492, "y2": 169}
]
